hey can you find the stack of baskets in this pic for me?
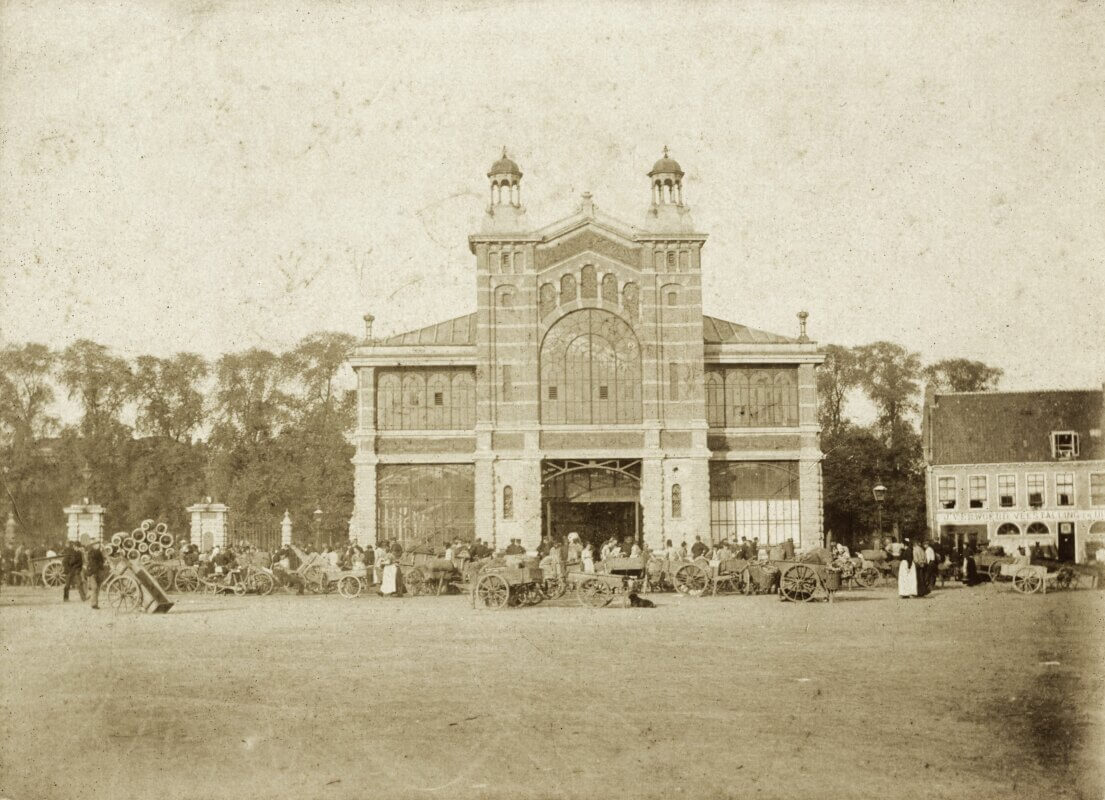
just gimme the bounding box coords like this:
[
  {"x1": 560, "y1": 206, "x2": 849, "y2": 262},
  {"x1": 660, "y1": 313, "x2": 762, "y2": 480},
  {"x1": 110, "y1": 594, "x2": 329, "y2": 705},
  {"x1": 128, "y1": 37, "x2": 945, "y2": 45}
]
[{"x1": 104, "y1": 519, "x2": 176, "y2": 563}]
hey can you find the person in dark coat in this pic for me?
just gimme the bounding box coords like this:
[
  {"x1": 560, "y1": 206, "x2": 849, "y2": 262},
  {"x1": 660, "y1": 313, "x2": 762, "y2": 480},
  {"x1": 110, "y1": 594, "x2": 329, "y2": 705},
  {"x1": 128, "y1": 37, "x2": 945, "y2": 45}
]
[
  {"x1": 962, "y1": 546, "x2": 980, "y2": 586},
  {"x1": 62, "y1": 541, "x2": 86, "y2": 601},
  {"x1": 84, "y1": 541, "x2": 107, "y2": 609}
]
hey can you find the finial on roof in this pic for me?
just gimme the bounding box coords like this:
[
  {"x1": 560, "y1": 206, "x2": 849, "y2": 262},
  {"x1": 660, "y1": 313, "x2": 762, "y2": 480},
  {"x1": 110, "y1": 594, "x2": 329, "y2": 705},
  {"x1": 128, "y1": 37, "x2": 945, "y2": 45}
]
[
  {"x1": 663, "y1": 145, "x2": 669, "y2": 158},
  {"x1": 797, "y1": 310, "x2": 809, "y2": 343},
  {"x1": 363, "y1": 313, "x2": 375, "y2": 343}
]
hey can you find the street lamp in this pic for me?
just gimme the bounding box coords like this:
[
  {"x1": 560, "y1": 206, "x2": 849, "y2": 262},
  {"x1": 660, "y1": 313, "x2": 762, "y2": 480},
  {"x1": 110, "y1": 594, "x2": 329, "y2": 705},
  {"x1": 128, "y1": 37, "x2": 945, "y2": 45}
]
[
  {"x1": 313, "y1": 507, "x2": 323, "y2": 551},
  {"x1": 872, "y1": 482, "x2": 887, "y2": 547}
]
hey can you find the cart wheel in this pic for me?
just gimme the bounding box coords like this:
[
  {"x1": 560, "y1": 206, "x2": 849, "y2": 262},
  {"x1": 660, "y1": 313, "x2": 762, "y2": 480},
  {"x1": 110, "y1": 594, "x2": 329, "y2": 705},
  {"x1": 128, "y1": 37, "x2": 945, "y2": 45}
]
[
  {"x1": 577, "y1": 578, "x2": 614, "y2": 608},
  {"x1": 174, "y1": 567, "x2": 200, "y2": 593},
  {"x1": 249, "y1": 571, "x2": 275, "y2": 596},
  {"x1": 106, "y1": 574, "x2": 142, "y2": 612},
  {"x1": 475, "y1": 573, "x2": 509, "y2": 609},
  {"x1": 780, "y1": 564, "x2": 818, "y2": 602},
  {"x1": 146, "y1": 563, "x2": 173, "y2": 591},
  {"x1": 41, "y1": 561, "x2": 66, "y2": 587},
  {"x1": 673, "y1": 563, "x2": 709, "y2": 597},
  {"x1": 544, "y1": 575, "x2": 567, "y2": 600},
  {"x1": 988, "y1": 561, "x2": 1007, "y2": 582},
  {"x1": 405, "y1": 568, "x2": 425, "y2": 596},
  {"x1": 1013, "y1": 567, "x2": 1042, "y2": 594},
  {"x1": 231, "y1": 580, "x2": 246, "y2": 596},
  {"x1": 338, "y1": 575, "x2": 362, "y2": 599},
  {"x1": 857, "y1": 565, "x2": 881, "y2": 588},
  {"x1": 1054, "y1": 567, "x2": 1075, "y2": 590}
]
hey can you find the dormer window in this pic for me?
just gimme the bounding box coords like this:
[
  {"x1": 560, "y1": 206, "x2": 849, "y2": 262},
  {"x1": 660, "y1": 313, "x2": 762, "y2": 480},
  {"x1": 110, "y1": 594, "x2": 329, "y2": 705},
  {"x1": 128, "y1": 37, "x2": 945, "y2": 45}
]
[{"x1": 1051, "y1": 431, "x2": 1080, "y2": 459}]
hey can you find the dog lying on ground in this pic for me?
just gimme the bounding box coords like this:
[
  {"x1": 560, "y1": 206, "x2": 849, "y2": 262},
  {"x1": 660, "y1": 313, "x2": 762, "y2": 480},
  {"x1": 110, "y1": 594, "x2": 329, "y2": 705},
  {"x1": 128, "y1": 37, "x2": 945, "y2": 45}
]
[{"x1": 627, "y1": 592, "x2": 655, "y2": 608}]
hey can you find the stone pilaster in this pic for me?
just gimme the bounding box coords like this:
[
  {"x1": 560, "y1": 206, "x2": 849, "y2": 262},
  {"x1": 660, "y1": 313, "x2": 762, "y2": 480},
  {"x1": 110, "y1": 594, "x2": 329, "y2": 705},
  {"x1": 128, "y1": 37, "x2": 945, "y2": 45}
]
[
  {"x1": 494, "y1": 458, "x2": 542, "y2": 554},
  {"x1": 640, "y1": 457, "x2": 664, "y2": 550},
  {"x1": 475, "y1": 455, "x2": 496, "y2": 550},
  {"x1": 664, "y1": 457, "x2": 709, "y2": 547},
  {"x1": 186, "y1": 501, "x2": 229, "y2": 550},
  {"x1": 63, "y1": 501, "x2": 104, "y2": 544},
  {"x1": 350, "y1": 457, "x2": 377, "y2": 546}
]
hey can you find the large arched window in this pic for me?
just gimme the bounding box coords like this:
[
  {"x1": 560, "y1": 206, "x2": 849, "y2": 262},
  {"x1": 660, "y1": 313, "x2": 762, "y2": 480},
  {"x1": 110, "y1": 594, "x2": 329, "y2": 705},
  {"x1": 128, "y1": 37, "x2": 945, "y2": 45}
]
[
  {"x1": 378, "y1": 373, "x2": 402, "y2": 429},
  {"x1": 601, "y1": 273, "x2": 618, "y2": 305},
  {"x1": 996, "y1": 523, "x2": 1020, "y2": 536},
  {"x1": 1026, "y1": 522, "x2": 1050, "y2": 536},
  {"x1": 540, "y1": 308, "x2": 641, "y2": 424}
]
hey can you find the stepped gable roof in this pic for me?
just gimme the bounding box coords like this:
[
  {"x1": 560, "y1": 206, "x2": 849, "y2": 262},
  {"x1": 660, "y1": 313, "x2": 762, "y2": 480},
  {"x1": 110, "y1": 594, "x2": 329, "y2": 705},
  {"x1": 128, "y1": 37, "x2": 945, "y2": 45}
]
[
  {"x1": 927, "y1": 389, "x2": 1104, "y2": 465},
  {"x1": 376, "y1": 313, "x2": 799, "y2": 348},
  {"x1": 375, "y1": 313, "x2": 477, "y2": 346},
  {"x1": 702, "y1": 315, "x2": 799, "y2": 345}
]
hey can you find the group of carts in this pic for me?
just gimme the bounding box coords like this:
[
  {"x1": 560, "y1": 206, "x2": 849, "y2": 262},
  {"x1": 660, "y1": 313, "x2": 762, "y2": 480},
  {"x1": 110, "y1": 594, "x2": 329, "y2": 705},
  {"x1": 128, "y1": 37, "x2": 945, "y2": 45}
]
[{"x1": 22, "y1": 525, "x2": 1101, "y2": 611}]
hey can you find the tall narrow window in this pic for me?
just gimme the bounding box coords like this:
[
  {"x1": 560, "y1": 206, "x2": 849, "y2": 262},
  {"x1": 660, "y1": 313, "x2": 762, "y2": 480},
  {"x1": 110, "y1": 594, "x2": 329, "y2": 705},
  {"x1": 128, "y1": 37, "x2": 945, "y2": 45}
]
[
  {"x1": 501, "y1": 364, "x2": 513, "y2": 402},
  {"x1": 1091, "y1": 473, "x2": 1105, "y2": 506},
  {"x1": 671, "y1": 484, "x2": 682, "y2": 518},
  {"x1": 968, "y1": 475, "x2": 987, "y2": 509},
  {"x1": 1055, "y1": 473, "x2": 1074, "y2": 506},
  {"x1": 502, "y1": 486, "x2": 514, "y2": 519},
  {"x1": 1027, "y1": 473, "x2": 1045, "y2": 506},
  {"x1": 998, "y1": 474, "x2": 1016, "y2": 507},
  {"x1": 668, "y1": 362, "x2": 679, "y2": 401},
  {"x1": 938, "y1": 477, "x2": 956, "y2": 509}
]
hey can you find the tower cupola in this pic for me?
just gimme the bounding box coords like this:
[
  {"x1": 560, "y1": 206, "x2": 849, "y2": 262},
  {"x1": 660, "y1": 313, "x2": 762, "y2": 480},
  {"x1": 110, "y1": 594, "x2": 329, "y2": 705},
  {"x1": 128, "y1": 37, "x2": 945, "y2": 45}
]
[
  {"x1": 488, "y1": 147, "x2": 522, "y2": 207},
  {"x1": 648, "y1": 146, "x2": 684, "y2": 206}
]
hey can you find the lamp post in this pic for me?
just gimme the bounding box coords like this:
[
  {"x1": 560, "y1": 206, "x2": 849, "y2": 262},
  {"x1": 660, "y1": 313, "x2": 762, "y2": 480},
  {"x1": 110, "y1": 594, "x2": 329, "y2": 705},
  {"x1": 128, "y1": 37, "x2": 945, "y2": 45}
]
[
  {"x1": 313, "y1": 507, "x2": 323, "y2": 552},
  {"x1": 872, "y1": 482, "x2": 887, "y2": 548}
]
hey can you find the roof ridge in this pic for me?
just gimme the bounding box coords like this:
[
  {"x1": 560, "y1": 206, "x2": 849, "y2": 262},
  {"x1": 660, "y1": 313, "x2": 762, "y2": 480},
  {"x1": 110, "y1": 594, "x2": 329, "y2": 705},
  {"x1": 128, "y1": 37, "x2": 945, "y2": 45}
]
[{"x1": 935, "y1": 388, "x2": 1102, "y2": 397}]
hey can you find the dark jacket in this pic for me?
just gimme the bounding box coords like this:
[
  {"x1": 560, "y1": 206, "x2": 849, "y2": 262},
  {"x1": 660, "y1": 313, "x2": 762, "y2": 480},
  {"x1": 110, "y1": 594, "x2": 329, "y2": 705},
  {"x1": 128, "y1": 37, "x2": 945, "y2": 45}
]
[
  {"x1": 85, "y1": 547, "x2": 106, "y2": 574},
  {"x1": 63, "y1": 546, "x2": 83, "y2": 570}
]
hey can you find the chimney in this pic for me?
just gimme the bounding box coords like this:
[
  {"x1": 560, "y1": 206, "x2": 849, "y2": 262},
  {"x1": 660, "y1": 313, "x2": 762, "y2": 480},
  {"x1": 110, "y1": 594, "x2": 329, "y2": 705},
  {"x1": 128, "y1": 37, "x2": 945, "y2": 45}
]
[{"x1": 363, "y1": 313, "x2": 375, "y2": 343}]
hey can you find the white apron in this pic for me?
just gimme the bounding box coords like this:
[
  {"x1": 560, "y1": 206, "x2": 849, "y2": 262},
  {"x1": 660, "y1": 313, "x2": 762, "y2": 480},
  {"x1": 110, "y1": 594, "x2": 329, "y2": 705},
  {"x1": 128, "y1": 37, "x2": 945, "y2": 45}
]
[{"x1": 381, "y1": 563, "x2": 399, "y2": 595}]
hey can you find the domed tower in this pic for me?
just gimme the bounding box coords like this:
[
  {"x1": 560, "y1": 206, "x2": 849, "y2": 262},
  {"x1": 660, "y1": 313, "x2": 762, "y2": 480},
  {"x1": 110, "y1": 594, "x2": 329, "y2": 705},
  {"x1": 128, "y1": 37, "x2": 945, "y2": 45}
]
[
  {"x1": 482, "y1": 148, "x2": 527, "y2": 233},
  {"x1": 649, "y1": 146, "x2": 684, "y2": 206},
  {"x1": 643, "y1": 146, "x2": 695, "y2": 233}
]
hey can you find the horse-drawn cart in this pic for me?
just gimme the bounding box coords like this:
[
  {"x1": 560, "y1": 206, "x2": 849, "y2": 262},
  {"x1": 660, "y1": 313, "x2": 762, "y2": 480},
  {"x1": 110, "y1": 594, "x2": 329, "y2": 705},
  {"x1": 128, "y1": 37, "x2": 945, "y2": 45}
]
[
  {"x1": 999, "y1": 559, "x2": 1098, "y2": 594},
  {"x1": 566, "y1": 556, "x2": 646, "y2": 608},
  {"x1": 472, "y1": 562, "x2": 561, "y2": 609}
]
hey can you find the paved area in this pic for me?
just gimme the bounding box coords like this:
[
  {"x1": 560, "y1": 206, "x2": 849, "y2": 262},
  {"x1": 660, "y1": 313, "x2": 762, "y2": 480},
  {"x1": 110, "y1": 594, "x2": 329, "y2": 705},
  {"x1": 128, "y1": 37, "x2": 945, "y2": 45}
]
[{"x1": 2, "y1": 581, "x2": 1102, "y2": 800}]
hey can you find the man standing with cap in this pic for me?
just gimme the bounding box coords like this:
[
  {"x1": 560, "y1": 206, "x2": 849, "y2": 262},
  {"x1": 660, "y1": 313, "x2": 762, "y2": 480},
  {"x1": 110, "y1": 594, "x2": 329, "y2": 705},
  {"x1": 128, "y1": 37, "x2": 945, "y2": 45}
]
[
  {"x1": 61, "y1": 539, "x2": 86, "y2": 602},
  {"x1": 84, "y1": 540, "x2": 107, "y2": 609}
]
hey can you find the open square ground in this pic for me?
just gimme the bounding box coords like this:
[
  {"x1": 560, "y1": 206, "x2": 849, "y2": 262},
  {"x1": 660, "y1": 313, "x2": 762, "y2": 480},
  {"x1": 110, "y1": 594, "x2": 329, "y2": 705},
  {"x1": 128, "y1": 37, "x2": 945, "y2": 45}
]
[{"x1": 2, "y1": 583, "x2": 1102, "y2": 800}]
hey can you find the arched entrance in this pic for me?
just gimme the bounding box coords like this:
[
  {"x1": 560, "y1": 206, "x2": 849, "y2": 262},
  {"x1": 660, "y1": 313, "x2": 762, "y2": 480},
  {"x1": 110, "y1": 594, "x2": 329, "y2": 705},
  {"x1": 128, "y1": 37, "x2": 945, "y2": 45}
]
[{"x1": 541, "y1": 459, "x2": 641, "y2": 550}]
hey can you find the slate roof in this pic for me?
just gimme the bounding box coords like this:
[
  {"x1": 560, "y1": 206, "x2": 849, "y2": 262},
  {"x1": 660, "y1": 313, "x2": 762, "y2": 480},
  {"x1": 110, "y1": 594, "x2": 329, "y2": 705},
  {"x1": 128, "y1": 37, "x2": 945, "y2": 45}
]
[
  {"x1": 375, "y1": 314, "x2": 478, "y2": 346},
  {"x1": 701, "y1": 316, "x2": 799, "y2": 345},
  {"x1": 375, "y1": 313, "x2": 799, "y2": 347},
  {"x1": 926, "y1": 390, "x2": 1105, "y2": 465}
]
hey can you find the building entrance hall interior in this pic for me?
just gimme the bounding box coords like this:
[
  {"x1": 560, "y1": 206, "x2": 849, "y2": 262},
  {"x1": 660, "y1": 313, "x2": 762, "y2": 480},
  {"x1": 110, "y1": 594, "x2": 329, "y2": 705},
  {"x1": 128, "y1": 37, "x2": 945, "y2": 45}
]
[{"x1": 541, "y1": 459, "x2": 642, "y2": 550}]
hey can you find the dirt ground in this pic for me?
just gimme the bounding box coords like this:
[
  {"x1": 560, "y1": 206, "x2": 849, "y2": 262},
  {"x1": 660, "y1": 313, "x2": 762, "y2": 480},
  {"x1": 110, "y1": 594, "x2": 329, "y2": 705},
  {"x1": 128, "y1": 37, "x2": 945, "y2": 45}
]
[{"x1": 2, "y1": 580, "x2": 1103, "y2": 800}]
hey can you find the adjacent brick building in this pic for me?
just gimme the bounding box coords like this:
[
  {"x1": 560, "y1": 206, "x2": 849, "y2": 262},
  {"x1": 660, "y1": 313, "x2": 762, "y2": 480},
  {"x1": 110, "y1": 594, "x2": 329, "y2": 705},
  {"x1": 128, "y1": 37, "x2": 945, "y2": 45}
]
[
  {"x1": 922, "y1": 387, "x2": 1105, "y2": 562},
  {"x1": 347, "y1": 151, "x2": 825, "y2": 553}
]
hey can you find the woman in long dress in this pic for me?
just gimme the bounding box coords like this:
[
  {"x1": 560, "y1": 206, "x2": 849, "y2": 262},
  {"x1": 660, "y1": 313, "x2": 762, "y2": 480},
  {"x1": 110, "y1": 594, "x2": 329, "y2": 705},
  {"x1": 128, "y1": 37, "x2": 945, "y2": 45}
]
[
  {"x1": 898, "y1": 542, "x2": 918, "y2": 598},
  {"x1": 380, "y1": 551, "x2": 403, "y2": 596},
  {"x1": 582, "y1": 544, "x2": 595, "y2": 574}
]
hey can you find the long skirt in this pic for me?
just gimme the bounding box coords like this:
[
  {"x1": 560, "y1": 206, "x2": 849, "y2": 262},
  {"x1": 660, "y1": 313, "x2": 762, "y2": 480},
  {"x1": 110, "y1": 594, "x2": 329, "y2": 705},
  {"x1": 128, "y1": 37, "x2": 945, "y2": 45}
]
[
  {"x1": 582, "y1": 556, "x2": 594, "y2": 574},
  {"x1": 381, "y1": 564, "x2": 401, "y2": 595},
  {"x1": 898, "y1": 560, "x2": 918, "y2": 597}
]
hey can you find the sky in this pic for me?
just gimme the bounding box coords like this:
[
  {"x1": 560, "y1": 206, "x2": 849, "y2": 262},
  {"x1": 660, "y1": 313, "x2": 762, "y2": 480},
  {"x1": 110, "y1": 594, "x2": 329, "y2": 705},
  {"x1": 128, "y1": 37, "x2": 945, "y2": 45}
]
[{"x1": 2, "y1": 0, "x2": 1103, "y2": 404}]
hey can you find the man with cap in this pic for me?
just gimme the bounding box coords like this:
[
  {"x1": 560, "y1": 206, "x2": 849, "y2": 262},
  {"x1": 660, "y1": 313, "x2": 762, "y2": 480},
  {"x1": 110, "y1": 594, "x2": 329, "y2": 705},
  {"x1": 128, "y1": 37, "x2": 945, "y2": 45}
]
[
  {"x1": 84, "y1": 541, "x2": 108, "y2": 610},
  {"x1": 61, "y1": 539, "x2": 86, "y2": 602}
]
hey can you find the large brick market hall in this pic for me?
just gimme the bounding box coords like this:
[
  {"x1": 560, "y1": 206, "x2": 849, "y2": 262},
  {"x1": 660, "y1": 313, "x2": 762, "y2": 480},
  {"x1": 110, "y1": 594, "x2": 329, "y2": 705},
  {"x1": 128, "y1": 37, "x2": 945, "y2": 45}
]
[{"x1": 347, "y1": 150, "x2": 825, "y2": 553}]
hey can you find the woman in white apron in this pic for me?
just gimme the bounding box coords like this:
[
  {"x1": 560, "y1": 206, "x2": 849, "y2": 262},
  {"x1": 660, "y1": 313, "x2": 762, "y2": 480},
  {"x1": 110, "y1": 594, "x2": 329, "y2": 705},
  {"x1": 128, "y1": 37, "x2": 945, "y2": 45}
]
[{"x1": 380, "y1": 552, "x2": 402, "y2": 596}]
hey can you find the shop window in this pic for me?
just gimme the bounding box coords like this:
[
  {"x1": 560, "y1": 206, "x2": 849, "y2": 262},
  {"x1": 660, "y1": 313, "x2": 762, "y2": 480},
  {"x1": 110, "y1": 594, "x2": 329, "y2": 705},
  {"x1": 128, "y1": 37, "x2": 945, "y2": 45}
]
[
  {"x1": 502, "y1": 486, "x2": 513, "y2": 520},
  {"x1": 671, "y1": 484, "x2": 682, "y2": 518},
  {"x1": 1027, "y1": 473, "x2": 1045, "y2": 506},
  {"x1": 938, "y1": 477, "x2": 956, "y2": 509},
  {"x1": 996, "y1": 523, "x2": 1020, "y2": 536},
  {"x1": 1051, "y1": 431, "x2": 1079, "y2": 459},
  {"x1": 1091, "y1": 473, "x2": 1105, "y2": 507},
  {"x1": 998, "y1": 474, "x2": 1016, "y2": 507},
  {"x1": 1055, "y1": 473, "x2": 1074, "y2": 506},
  {"x1": 968, "y1": 475, "x2": 987, "y2": 509}
]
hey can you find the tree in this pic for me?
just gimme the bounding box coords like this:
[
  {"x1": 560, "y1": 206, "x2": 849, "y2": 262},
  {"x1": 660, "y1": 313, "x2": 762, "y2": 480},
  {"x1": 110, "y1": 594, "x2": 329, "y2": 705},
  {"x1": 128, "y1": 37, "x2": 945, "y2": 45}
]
[
  {"x1": 58, "y1": 340, "x2": 133, "y2": 442},
  {"x1": 0, "y1": 342, "x2": 59, "y2": 448},
  {"x1": 210, "y1": 349, "x2": 291, "y2": 448},
  {"x1": 922, "y1": 358, "x2": 1003, "y2": 393},
  {"x1": 132, "y1": 353, "x2": 209, "y2": 442},
  {"x1": 816, "y1": 344, "x2": 860, "y2": 437},
  {"x1": 852, "y1": 341, "x2": 923, "y2": 444}
]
